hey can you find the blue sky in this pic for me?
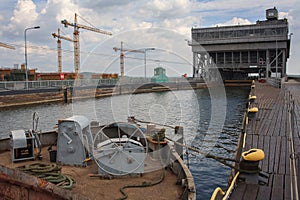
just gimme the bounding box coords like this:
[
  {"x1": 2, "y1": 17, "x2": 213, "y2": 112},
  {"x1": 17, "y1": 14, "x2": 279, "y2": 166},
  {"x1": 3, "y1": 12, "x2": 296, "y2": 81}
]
[{"x1": 0, "y1": 0, "x2": 299, "y2": 76}]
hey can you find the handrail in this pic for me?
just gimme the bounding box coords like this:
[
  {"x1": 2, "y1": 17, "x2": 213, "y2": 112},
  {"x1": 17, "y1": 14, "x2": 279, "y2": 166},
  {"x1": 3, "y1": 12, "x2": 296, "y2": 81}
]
[
  {"x1": 210, "y1": 172, "x2": 241, "y2": 200},
  {"x1": 0, "y1": 77, "x2": 191, "y2": 90},
  {"x1": 223, "y1": 172, "x2": 240, "y2": 200},
  {"x1": 286, "y1": 90, "x2": 299, "y2": 200},
  {"x1": 210, "y1": 187, "x2": 225, "y2": 200}
]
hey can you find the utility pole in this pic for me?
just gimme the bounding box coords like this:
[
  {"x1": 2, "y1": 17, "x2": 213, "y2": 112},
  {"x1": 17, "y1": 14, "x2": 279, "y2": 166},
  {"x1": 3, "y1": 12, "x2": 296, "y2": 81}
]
[{"x1": 24, "y1": 26, "x2": 40, "y2": 89}]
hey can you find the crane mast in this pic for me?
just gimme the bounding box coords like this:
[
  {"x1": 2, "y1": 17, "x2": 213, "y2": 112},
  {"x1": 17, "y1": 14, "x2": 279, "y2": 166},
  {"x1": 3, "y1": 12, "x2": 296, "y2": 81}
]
[
  {"x1": 61, "y1": 13, "x2": 112, "y2": 74},
  {"x1": 113, "y1": 41, "x2": 144, "y2": 78},
  {"x1": 52, "y1": 28, "x2": 73, "y2": 73}
]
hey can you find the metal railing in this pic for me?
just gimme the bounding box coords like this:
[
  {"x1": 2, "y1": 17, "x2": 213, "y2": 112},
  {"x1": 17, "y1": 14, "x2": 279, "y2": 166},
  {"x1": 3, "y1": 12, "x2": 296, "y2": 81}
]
[
  {"x1": 267, "y1": 77, "x2": 281, "y2": 88},
  {"x1": 0, "y1": 77, "x2": 190, "y2": 91},
  {"x1": 0, "y1": 79, "x2": 118, "y2": 90},
  {"x1": 286, "y1": 89, "x2": 300, "y2": 200}
]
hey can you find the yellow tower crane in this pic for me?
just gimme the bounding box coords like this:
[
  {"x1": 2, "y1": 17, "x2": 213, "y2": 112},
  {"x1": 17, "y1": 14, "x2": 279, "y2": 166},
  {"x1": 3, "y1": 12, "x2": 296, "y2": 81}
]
[
  {"x1": 61, "y1": 13, "x2": 112, "y2": 74},
  {"x1": 52, "y1": 28, "x2": 73, "y2": 73},
  {"x1": 113, "y1": 41, "x2": 145, "y2": 78},
  {"x1": 0, "y1": 42, "x2": 15, "y2": 50}
]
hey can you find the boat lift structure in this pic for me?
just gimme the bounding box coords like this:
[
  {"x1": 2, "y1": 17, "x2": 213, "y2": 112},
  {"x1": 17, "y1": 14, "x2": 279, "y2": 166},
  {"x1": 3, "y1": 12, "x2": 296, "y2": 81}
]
[{"x1": 190, "y1": 7, "x2": 291, "y2": 81}]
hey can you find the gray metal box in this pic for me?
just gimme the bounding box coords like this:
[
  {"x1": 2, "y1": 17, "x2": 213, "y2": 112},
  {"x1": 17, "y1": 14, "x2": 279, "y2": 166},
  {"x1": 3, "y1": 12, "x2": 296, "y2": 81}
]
[
  {"x1": 56, "y1": 115, "x2": 93, "y2": 166},
  {"x1": 10, "y1": 130, "x2": 35, "y2": 162}
]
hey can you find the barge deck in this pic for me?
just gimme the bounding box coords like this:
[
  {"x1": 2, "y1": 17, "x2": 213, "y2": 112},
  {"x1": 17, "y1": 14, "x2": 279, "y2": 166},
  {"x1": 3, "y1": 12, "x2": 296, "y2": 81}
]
[
  {"x1": 0, "y1": 121, "x2": 196, "y2": 200},
  {"x1": 0, "y1": 147, "x2": 182, "y2": 200}
]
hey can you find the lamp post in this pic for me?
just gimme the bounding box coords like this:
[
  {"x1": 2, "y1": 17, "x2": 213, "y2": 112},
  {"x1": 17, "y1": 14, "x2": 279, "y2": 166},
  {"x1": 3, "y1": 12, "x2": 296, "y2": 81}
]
[
  {"x1": 275, "y1": 37, "x2": 278, "y2": 78},
  {"x1": 289, "y1": 33, "x2": 293, "y2": 46},
  {"x1": 144, "y1": 48, "x2": 155, "y2": 79},
  {"x1": 24, "y1": 26, "x2": 40, "y2": 89}
]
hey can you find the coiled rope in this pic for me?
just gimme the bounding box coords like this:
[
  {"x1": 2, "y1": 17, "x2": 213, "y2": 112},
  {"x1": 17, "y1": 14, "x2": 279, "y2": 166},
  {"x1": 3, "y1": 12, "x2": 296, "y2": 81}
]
[{"x1": 17, "y1": 162, "x2": 74, "y2": 189}]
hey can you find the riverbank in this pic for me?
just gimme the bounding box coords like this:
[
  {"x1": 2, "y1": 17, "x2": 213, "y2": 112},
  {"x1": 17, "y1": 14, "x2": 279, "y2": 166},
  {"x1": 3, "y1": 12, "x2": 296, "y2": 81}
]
[
  {"x1": 0, "y1": 80, "x2": 254, "y2": 109},
  {"x1": 0, "y1": 83, "x2": 204, "y2": 108}
]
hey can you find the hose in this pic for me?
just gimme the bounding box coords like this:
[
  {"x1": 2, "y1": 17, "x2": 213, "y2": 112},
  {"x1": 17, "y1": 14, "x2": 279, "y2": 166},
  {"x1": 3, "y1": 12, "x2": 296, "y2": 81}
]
[
  {"x1": 116, "y1": 135, "x2": 166, "y2": 200},
  {"x1": 118, "y1": 173, "x2": 165, "y2": 200},
  {"x1": 17, "y1": 162, "x2": 73, "y2": 189}
]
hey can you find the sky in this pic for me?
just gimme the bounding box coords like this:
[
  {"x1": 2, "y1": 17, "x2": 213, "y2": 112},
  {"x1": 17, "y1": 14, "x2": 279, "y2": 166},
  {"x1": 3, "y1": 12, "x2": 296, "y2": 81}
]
[{"x1": 0, "y1": 0, "x2": 299, "y2": 77}]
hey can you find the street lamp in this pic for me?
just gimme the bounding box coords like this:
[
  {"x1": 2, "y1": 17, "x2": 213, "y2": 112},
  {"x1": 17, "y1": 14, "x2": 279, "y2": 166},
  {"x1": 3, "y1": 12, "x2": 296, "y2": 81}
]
[
  {"x1": 275, "y1": 36, "x2": 278, "y2": 78},
  {"x1": 24, "y1": 26, "x2": 40, "y2": 89},
  {"x1": 144, "y1": 48, "x2": 155, "y2": 79},
  {"x1": 289, "y1": 32, "x2": 293, "y2": 40}
]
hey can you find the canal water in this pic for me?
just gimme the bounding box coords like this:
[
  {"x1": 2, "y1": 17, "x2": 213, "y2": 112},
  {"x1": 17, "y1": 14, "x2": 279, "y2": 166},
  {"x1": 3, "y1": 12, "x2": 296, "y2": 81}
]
[{"x1": 0, "y1": 87, "x2": 249, "y2": 199}]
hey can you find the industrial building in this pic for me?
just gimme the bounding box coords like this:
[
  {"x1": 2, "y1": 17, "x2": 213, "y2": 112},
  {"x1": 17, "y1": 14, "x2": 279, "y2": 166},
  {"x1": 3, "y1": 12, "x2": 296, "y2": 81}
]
[
  {"x1": 151, "y1": 67, "x2": 169, "y2": 83},
  {"x1": 190, "y1": 7, "x2": 291, "y2": 80},
  {"x1": 0, "y1": 65, "x2": 117, "y2": 81}
]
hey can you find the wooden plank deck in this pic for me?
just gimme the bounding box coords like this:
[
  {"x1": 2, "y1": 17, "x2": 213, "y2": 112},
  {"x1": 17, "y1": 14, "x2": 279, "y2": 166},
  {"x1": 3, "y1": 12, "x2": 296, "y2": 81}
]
[{"x1": 230, "y1": 81, "x2": 300, "y2": 200}]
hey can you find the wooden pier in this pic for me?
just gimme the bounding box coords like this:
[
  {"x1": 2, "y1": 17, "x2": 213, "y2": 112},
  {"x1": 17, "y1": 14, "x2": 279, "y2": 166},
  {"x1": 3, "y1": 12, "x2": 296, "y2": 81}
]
[{"x1": 230, "y1": 80, "x2": 300, "y2": 200}]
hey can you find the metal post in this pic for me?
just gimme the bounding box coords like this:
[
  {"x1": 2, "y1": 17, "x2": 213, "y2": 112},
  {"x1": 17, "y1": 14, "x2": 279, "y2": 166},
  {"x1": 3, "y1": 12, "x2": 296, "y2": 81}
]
[
  {"x1": 144, "y1": 51, "x2": 146, "y2": 79},
  {"x1": 266, "y1": 50, "x2": 270, "y2": 78},
  {"x1": 276, "y1": 38, "x2": 278, "y2": 78},
  {"x1": 120, "y1": 41, "x2": 124, "y2": 78},
  {"x1": 24, "y1": 26, "x2": 40, "y2": 89},
  {"x1": 24, "y1": 30, "x2": 27, "y2": 88},
  {"x1": 192, "y1": 52, "x2": 196, "y2": 78}
]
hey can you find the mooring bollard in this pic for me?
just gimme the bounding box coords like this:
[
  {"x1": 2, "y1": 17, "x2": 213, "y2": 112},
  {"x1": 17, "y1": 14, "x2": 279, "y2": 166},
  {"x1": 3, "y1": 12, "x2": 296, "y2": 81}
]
[{"x1": 239, "y1": 148, "x2": 269, "y2": 185}]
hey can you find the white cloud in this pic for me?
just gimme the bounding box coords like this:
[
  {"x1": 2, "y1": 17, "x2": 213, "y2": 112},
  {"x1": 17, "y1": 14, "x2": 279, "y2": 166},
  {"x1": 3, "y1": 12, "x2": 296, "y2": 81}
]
[
  {"x1": 214, "y1": 17, "x2": 251, "y2": 27},
  {"x1": 145, "y1": 0, "x2": 192, "y2": 19},
  {"x1": 5, "y1": 0, "x2": 38, "y2": 35},
  {"x1": 279, "y1": 11, "x2": 289, "y2": 19},
  {"x1": 149, "y1": 0, "x2": 190, "y2": 12},
  {"x1": 0, "y1": 0, "x2": 299, "y2": 75}
]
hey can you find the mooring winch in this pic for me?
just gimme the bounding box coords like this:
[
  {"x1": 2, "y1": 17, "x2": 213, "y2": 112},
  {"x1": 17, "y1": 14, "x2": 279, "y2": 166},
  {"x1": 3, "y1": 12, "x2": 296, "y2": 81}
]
[
  {"x1": 93, "y1": 122, "x2": 148, "y2": 176},
  {"x1": 56, "y1": 115, "x2": 93, "y2": 166}
]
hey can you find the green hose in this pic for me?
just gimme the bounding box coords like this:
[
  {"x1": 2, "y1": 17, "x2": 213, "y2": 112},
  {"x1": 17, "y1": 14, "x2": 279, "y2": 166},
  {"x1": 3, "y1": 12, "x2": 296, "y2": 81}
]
[
  {"x1": 17, "y1": 162, "x2": 73, "y2": 189},
  {"x1": 117, "y1": 169, "x2": 165, "y2": 200},
  {"x1": 117, "y1": 136, "x2": 166, "y2": 200},
  {"x1": 62, "y1": 175, "x2": 74, "y2": 189}
]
